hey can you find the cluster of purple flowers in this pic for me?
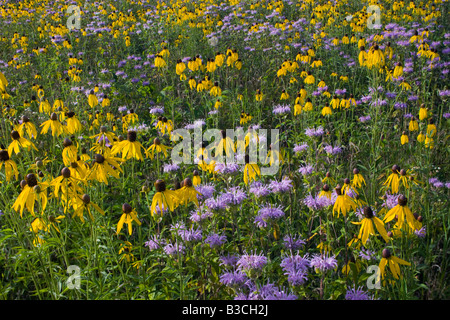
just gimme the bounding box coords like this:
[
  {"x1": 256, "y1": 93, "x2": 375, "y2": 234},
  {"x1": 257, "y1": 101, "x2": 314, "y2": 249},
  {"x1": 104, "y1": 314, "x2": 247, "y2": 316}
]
[
  {"x1": 254, "y1": 204, "x2": 285, "y2": 228},
  {"x1": 323, "y1": 144, "x2": 343, "y2": 155},
  {"x1": 303, "y1": 193, "x2": 335, "y2": 210},
  {"x1": 280, "y1": 253, "x2": 310, "y2": 286},
  {"x1": 234, "y1": 282, "x2": 297, "y2": 300},
  {"x1": 305, "y1": 126, "x2": 324, "y2": 137},
  {"x1": 298, "y1": 164, "x2": 314, "y2": 176},
  {"x1": 268, "y1": 177, "x2": 293, "y2": 193},
  {"x1": 272, "y1": 104, "x2": 291, "y2": 115},
  {"x1": 310, "y1": 254, "x2": 338, "y2": 272},
  {"x1": 428, "y1": 177, "x2": 450, "y2": 189},
  {"x1": 345, "y1": 287, "x2": 374, "y2": 300},
  {"x1": 293, "y1": 143, "x2": 308, "y2": 154},
  {"x1": 248, "y1": 181, "x2": 271, "y2": 198}
]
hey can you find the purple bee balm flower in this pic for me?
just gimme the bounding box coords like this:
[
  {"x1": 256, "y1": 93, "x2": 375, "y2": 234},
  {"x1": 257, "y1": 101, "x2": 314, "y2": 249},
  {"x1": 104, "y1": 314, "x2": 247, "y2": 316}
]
[
  {"x1": 204, "y1": 233, "x2": 227, "y2": 248},
  {"x1": 150, "y1": 106, "x2": 164, "y2": 114},
  {"x1": 195, "y1": 183, "x2": 215, "y2": 200},
  {"x1": 345, "y1": 287, "x2": 374, "y2": 300},
  {"x1": 444, "y1": 113, "x2": 450, "y2": 119},
  {"x1": 189, "y1": 206, "x2": 213, "y2": 223},
  {"x1": 415, "y1": 226, "x2": 426, "y2": 238},
  {"x1": 237, "y1": 251, "x2": 267, "y2": 272},
  {"x1": 215, "y1": 162, "x2": 240, "y2": 175},
  {"x1": 359, "y1": 115, "x2": 371, "y2": 122},
  {"x1": 310, "y1": 253, "x2": 338, "y2": 272},
  {"x1": 219, "y1": 254, "x2": 240, "y2": 268},
  {"x1": 394, "y1": 102, "x2": 407, "y2": 109},
  {"x1": 385, "y1": 91, "x2": 397, "y2": 99},
  {"x1": 220, "y1": 271, "x2": 248, "y2": 287},
  {"x1": 163, "y1": 163, "x2": 179, "y2": 172},
  {"x1": 283, "y1": 235, "x2": 306, "y2": 250},
  {"x1": 269, "y1": 177, "x2": 293, "y2": 193},
  {"x1": 249, "y1": 181, "x2": 271, "y2": 198},
  {"x1": 280, "y1": 253, "x2": 310, "y2": 286},
  {"x1": 293, "y1": 143, "x2": 308, "y2": 154},
  {"x1": 204, "y1": 197, "x2": 228, "y2": 211},
  {"x1": 178, "y1": 226, "x2": 202, "y2": 242},
  {"x1": 358, "y1": 247, "x2": 376, "y2": 260},
  {"x1": 254, "y1": 204, "x2": 285, "y2": 228},
  {"x1": 144, "y1": 235, "x2": 166, "y2": 251},
  {"x1": 298, "y1": 164, "x2": 314, "y2": 175},
  {"x1": 163, "y1": 242, "x2": 185, "y2": 256},
  {"x1": 382, "y1": 193, "x2": 401, "y2": 209},
  {"x1": 273, "y1": 104, "x2": 291, "y2": 114},
  {"x1": 220, "y1": 186, "x2": 247, "y2": 205}
]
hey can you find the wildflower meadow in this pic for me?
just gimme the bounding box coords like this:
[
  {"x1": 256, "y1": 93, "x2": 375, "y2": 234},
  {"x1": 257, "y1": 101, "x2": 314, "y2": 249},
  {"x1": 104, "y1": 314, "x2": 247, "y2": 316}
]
[{"x1": 0, "y1": 0, "x2": 449, "y2": 302}]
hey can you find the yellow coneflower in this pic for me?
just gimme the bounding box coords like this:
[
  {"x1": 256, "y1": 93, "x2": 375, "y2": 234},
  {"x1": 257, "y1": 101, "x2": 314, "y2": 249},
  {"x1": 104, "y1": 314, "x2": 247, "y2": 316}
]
[
  {"x1": 210, "y1": 82, "x2": 222, "y2": 97},
  {"x1": 150, "y1": 180, "x2": 180, "y2": 216},
  {"x1": 101, "y1": 94, "x2": 110, "y2": 107},
  {"x1": 321, "y1": 104, "x2": 332, "y2": 116},
  {"x1": 50, "y1": 167, "x2": 84, "y2": 200},
  {"x1": 426, "y1": 120, "x2": 437, "y2": 137},
  {"x1": 280, "y1": 89, "x2": 289, "y2": 100},
  {"x1": 383, "y1": 195, "x2": 420, "y2": 232},
  {"x1": 0, "y1": 148, "x2": 18, "y2": 182},
  {"x1": 330, "y1": 95, "x2": 340, "y2": 109},
  {"x1": 400, "y1": 131, "x2": 409, "y2": 145},
  {"x1": 243, "y1": 154, "x2": 261, "y2": 185},
  {"x1": 301, "y1": 98, "x2": 312, "y2": 111},
  {"x1": 333, "y1": 185, "x2": 357, "y2": 218},
  {"x1": 8, "y1": 130, "x2": 38, "y2": 156},
  {"x1": 318, "y1": 184, "x2": 332, "y2": 199},
  {"x1": 419, "y1": 104, "x2": 428, "y2": 120},
  {"x1": 215, "y1": 51, "x2": 225, "y2": 67},
  {"x1": 358, "y1": 46, "x2": 367, "y2": 66},
  {"x1": 154, "y1": 54, "x2": 166, "y2": 69},
  {"x1": 155, "y1": 117, "x2": 173, "y2": 135},
  {"x1": 294, "y1": 103, "x2": 302, "y2": 115},
  {"x1": 215, "y1": 130, "x2": 236, "y2": 158},
  {"x1": 177, "y1": 178, "x2": 201, "y2": 207},
  {"x1": 65, "y1": 111, "x2": 83, "y2": 134},
  {"x1": 417, "y1": 132, "x2": 425, "y2": 143},
  {"x1": 88, "y1": 90, "x2": 98, "y2": 108},
  {"x1": 17, "y1": 115, "x2": 37, "y2": 139},
  {"x1": 255, "y1": 89, "x2": 264, "y2": 101},
  {"x1": 40, "y1": 112, "x2": 67, "y2": 137},
  {"x1": 146, "y1": 137, "x2": 171, "y2": 160},
  {"x1": 0, "y1": 71, "x2": 8, "y2": 92},
  {"x1": 116, "y1": 203, "x2": 141, "y2": 235},
  {"x1": 13, "y1": 174, "x2": 50, "y2": 217},
  {"x1": 352, "y1": 207, "x2": 389, "y2": 245},
  {"x1": 118, "y1": 241, "x2": 136, "y2": 263},
  {"x1": 342, "y1": 178, "x2": 359, "y2": 196},
  {"x1": 111, "y1": 130, "x2": 146, "y2": 161},
  {"x1": 383, "y1": 165, "x2": 400, "y2": 193},
  {"x1": 322, "y1": 171, "x2": 336, "y2": 186},
  {"x1": 265, "y1": 144, "x2": 284, "y2": 166},
  {"x1": 379, "y1": 248, "x2": 411, "y2": 280},
  {"x1": 193, "y1": 170, "x2": 201, "y2": 186},
  {"x1": 62, "y1": 138, "x2": 78, "y2": 166},
  {"x1": 86, "y1": 152, "x2": 123, "y2": 185},
  {"x1": 72, "y1": 194, "x2": 105, "y2": 223},
  {"x1": 304, "y1": 71, "x2": 315, "y2": 84},
  {"x1": 351, "y1": 168, "x2": 366, "y2": 188},
  {"x1": 409, "y1": 117, "x2": 419, "y2": 131}
]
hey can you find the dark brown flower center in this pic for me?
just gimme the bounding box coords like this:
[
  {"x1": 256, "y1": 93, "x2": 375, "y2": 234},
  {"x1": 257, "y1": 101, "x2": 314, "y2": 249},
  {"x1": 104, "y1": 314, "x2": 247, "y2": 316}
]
[
  {"x1": 82, "y1": 194, "x2": 90, "y2": 204},
  {"x1": 61, "y1": 167, "x2": 71, "y2": 178},
  {"x1": 398, "y1": 195, "x2": 407, "y2": 206},
  {"x1": 122, "y1": 203, "x2": 132, "y2": 213},
  {"x1": 94, "y1": 154, "x2": 105, "y2": 164},
  {"x1": 26, "y1": 173, "x2": 38, "y2": 187},
  {"x1": 183, "y1": 178, "x2": 193, "y2": 187},
  {"x1": 11, "y1": 130, "x2": 20, "y2": 140},
  {"x1": 127, "y1": 130, "x2": 137, "y2": 142},
  {"x1": 382, "y1": 249, "x2": 391, "y2": 259},
  {"x1": 155, "y1": 179, "x2": 166, "y2": 192},
  {"x1": 363, "y1": 206, "x2": 374, "y2": 219},
  {"x1": 0, "y1": 150, "x2": 9, "y2": 161}
]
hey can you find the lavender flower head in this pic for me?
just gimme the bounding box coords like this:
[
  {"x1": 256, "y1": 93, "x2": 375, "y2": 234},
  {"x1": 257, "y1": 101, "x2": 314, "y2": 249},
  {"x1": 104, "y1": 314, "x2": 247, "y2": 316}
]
[
  {"x1": 345, "y1": 287, "x2": 374, "y2": 300},
  {"x1": 283, "y1": 235, "x2": 306, "y2": 251},
  {"x1": 310, "y1": 253, "x2": 338, "y2": 273}
]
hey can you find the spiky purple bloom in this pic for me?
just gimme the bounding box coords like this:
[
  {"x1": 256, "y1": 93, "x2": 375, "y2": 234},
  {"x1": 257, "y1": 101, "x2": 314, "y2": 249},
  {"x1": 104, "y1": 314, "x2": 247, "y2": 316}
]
[
  {"x1": 382, "y1": 193, "x2": 401, "y2": 209},
  {"x1": 195, "y1": 183, "x2": 215, "y2": 200},
  {"x1": 163, "y1": 163, "x2": 179, "y2": 172},
  {"x1": 204, "y1": 233, "x2": 227, "y2": 248},
  {"x1": 144, "y1": 235, "x2": 166, "y2": 251},
  {"x1": 359, "y1": 247, "x2": 376, "y2": 261},
  {"x1": 283, "y1": 235, "x2": 306, "y2": 250},
  {"x1": 254, "y1": 204, "x2": 285, "y2": 228},
  {"x1": 305, "y1": 126, "x2": 324, "y2": 137},
  {"x1": 298, "y1": 164, "x2": 314, "y2": 175},
  {"x1": 220, "y1": 271, "x2": 248, "y2": 287},
  {"x1": 273, "y1": 104, "x2": 291, "y2": 115},
  {"x1": 249, "y1": 181, "x2": 271, "y2": 198},
  {"x1": 293, "y1": 143, "x2": 308, "y2": 154},
  {"x1": 220, "y1": 254, "x2": 240, "y2": 268},
  {"x1": 235, "y1": 282, "x2": 297, "y2": 300},
  {"x1": 269, "y1": 177, "x2": 293, "y2": 193},
  {"x1": 310, "y1": 254, "x2": 338, "y2": 272},
  {"x1": 237, "y1": 252, "x2": 267, "y2": 272},
  {"x1": 345, "y1": 287, "x2": 374, "y2": 300},
  {"x1": 163, "y1": 242, "x2": 185, "y2": 256},
  {"x1": 189, "y1": 206, "x2": 213, "y2": 223},
  {"x1": 415, "y1": 226, "x2": 426, "y2": 238}
]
